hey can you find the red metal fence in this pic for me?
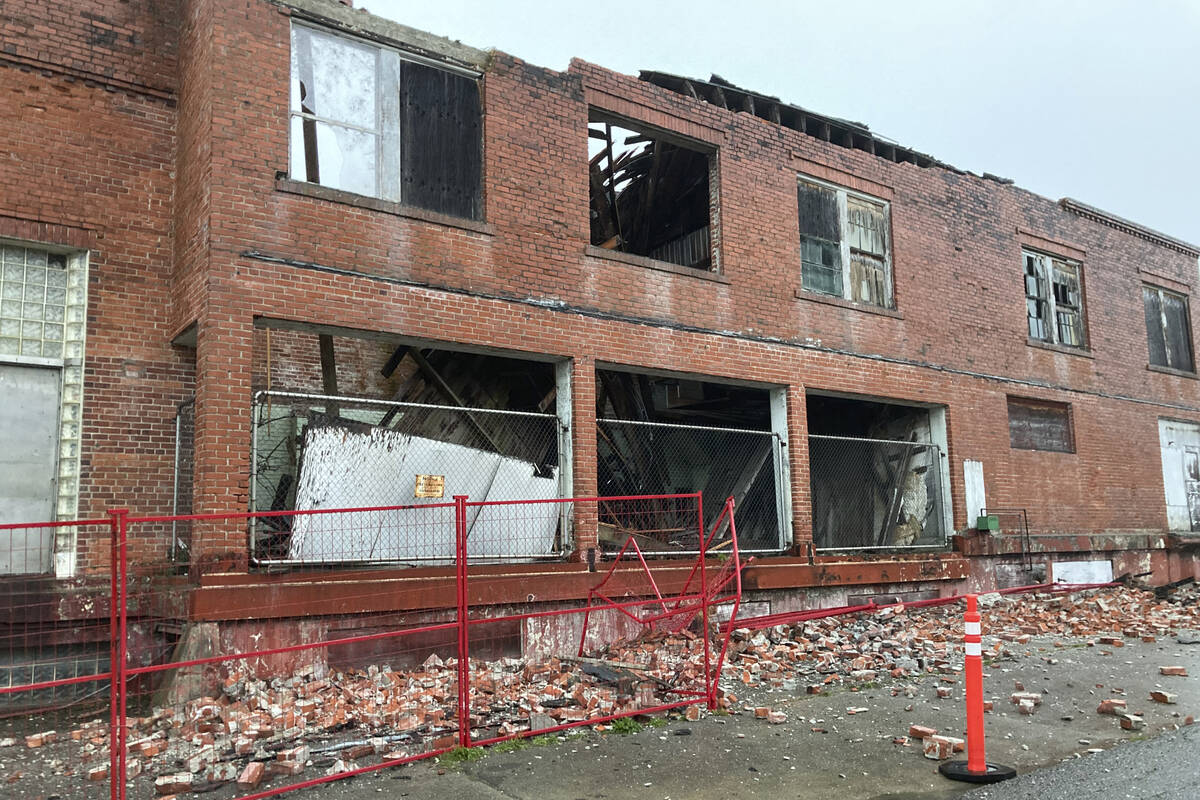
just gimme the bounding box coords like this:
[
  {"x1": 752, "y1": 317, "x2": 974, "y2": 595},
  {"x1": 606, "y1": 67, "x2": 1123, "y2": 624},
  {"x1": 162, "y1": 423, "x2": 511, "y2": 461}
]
[{"x1": 0, "y1": 493, "x2": 742, "y2": 800}]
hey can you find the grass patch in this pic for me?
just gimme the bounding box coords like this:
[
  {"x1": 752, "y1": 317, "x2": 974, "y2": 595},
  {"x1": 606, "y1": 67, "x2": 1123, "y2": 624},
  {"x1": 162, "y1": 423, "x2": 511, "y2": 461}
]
[
  {"x1": 646, "y1": 716, "x2": 669, "y2": 729},
  {"x1": 609, "y1": 717, "x2": 644, "y2": 734},
  {"x1": 438, "y1": 746, "x2": 485, "y2": 766},
  {"x1": 490, "y1": 738, "x2": 531, "y2": 754}
]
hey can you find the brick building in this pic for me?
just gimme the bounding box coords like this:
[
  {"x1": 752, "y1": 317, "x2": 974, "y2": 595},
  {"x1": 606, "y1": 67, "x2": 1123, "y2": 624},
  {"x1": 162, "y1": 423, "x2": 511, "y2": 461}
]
[{"x1": 3, "y1": 0, "x2": 1200, "y2": 659}]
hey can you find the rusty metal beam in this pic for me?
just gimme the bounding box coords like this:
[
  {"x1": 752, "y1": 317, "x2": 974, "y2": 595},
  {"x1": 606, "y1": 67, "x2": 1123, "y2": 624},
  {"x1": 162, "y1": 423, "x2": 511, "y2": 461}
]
[{"x1": 189, "y1": 557, "x2": 972, "y2": 621}]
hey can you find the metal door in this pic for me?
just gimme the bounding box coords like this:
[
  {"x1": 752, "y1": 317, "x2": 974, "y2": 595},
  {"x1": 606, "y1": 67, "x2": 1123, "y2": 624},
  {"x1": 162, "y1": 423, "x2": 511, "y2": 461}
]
[{"x1": 0, "y1": 363, "x2": 61, "y2": 573}]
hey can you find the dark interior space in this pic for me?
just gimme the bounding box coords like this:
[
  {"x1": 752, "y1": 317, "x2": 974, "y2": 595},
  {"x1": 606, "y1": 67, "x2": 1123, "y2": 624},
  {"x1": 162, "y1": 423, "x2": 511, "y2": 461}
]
[
  {"x1": 595, "y1": 369, "x2": 781, "y2": 554},
  {"x1": 806, "y1": 393, "x2": 945, "y2": 550},
  {"x1": 588, "y1": 114, "x2": 712, "y2": 270}
]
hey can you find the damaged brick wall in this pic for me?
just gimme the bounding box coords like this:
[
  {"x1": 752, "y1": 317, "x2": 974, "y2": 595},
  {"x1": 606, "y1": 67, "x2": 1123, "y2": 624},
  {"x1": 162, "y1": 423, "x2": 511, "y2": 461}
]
[
  {"x1": 0, "y1": 3, "x2": 188, "y2": 574},
  {"x1": 6, "y1": 0, "x2": 1200, "y2": 575}
]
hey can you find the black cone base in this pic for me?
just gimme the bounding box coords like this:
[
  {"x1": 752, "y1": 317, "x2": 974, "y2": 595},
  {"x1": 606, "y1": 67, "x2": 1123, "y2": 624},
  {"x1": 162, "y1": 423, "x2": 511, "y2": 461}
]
[{"x1": 939, "y1": 760, "x2": 1017, "y2": 784}]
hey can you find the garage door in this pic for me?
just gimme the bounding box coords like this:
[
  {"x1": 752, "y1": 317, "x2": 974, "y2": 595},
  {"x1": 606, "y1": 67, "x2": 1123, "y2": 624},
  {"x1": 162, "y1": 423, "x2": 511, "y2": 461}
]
[{"x1": 0, "y1": 363, "x2": 60, "y2": 573}]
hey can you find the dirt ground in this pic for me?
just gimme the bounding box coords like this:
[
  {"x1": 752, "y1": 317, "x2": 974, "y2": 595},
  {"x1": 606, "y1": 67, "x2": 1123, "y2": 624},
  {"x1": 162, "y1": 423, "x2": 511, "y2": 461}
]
[{"x1": 2, "y1": 587, "x2": 1198, "y2": 800}]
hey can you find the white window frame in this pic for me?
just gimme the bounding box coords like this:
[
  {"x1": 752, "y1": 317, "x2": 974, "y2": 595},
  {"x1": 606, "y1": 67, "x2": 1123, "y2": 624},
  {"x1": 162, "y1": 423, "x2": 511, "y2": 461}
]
[
  {"x1": 797, "y1": 174, "x2": 893, "y2": 309},
  {"x1": 1022, "y1": 249, "x2": 1086, "y2": 349}
]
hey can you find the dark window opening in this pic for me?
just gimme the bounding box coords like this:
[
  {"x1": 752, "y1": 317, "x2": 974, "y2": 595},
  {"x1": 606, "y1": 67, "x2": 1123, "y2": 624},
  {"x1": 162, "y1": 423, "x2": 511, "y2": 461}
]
[
  {"x1": 588, "y1": 115, "x2": 712, "y2": 269},
  {"x1": 1007, "y1": 397, "x2": 1074, "y2": 453},
  {"x1": 290, "y1": 24, "x2": 483, "y2": 220},
  {"x1": 1144, "y1": 284, "x2": 1194, "y2": 372},
  {"x1": 806, "y1": 394, "x2": 945, "y2": 550}
]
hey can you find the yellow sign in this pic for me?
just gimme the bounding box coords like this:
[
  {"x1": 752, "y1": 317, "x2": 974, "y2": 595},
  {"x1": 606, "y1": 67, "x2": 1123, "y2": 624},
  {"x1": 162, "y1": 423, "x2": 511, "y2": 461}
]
[{"x1": 414, "y1": 474, "x2": 445, "y2": 499}]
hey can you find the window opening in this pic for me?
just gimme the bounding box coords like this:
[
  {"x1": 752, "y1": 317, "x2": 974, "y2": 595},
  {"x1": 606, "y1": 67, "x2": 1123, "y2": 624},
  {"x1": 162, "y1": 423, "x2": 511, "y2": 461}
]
[
  {"x1": 798, "y1": 177, "x2": 892, "y2": 308},
  {"x1": 588, "y1": 115, "x2": 712, "y2": 270},
  {"x1": 1007, "y1": 396, "x2": 1074, "y2": 453},
  {"x1": 1144, "y1": 284, "x2": 1195, "y2": 372},
  {"x1": 1023, "y1": 250, "x2": 1085, "y2": 348},
  {"x1": 289, "y1": 24, "x2": 482, "y2": 219}
]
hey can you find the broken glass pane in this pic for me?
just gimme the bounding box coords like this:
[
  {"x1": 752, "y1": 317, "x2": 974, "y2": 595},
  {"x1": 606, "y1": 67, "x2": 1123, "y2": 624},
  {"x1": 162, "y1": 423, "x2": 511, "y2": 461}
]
[
  {"x1": 290, "y1": 117, "x2": 377, "y2": 198},
  {"x1": 849, "y1": 252, "x2": 887, "y2": 306},
  {"x1": 801, "y1": 237, "x2": 842, "y2": 296},
  {"x1": 797, "y1": 181, "x2": 840, "y2": 241},
  {"x1": 846, "y1": 197, "x2": 887, "y2": 256},
  {"x1": 1162, "y1": 290, "x2": 1194, "y2": 371},
  {"x1": 290, "y1": 26, "x2": 377, "y2": 128}
]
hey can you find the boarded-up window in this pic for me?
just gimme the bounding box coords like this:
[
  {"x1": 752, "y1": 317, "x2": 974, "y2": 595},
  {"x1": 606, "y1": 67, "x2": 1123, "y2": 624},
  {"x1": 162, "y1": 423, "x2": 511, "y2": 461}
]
[
  {"x1": 1023, "y1": 250, "x2": 1085, "y2": 348},
  {"x1": 797, "y1": 176, "x2": 892, "y2": 308},
  {"x1": 1144, "y1": 284, "x2": 1195, "y2": 372},
  {"x1": 1008, "y1": 397, "x2": 1074, "y2": 453},
  {"x1": 290, "y1": 24, "x2": 483, "y2": 220}
]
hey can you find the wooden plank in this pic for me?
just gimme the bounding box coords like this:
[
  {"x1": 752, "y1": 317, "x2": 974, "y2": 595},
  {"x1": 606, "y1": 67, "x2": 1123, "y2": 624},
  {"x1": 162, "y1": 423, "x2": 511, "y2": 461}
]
[{"x1": 318, "y1": 334, "x2": 339, "y2": 417}]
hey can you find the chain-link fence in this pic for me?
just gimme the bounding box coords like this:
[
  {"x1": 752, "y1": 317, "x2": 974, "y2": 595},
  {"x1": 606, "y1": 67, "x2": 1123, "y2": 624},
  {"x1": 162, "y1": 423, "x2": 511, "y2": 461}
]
[
  {"x1": 251, "y1": 391, "x2": 565, "y2": 565},
  {"x1": 596, "y1": 419, "x2": 786, "y2": 553},
  {"x1": 808, "y1": 435, "x2": 946, "y2": 550}
]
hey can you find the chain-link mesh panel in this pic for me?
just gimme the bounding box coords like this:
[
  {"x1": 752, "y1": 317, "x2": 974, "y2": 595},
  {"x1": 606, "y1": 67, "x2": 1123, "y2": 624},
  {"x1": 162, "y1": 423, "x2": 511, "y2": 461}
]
[
  {"x1": 808, "y1": 435, "x2": 946, "y2": 550},
  {"x1": 597, "y1": 419, "x2": 785, "y2": 553},
  {"x1": 251, "y1": 391, "x2": 564, "y2": 564}
]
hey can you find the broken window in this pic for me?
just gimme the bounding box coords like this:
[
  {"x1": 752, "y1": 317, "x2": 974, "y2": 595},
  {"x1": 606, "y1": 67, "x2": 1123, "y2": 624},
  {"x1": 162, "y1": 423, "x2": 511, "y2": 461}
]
[
  {"x1": 289, "y1": 24, "x2": 483, "y2": 220},
  {"x1": 588, "y1": 114, "x2": 712, "y2": 269},
  {"x1": 798, "y1": 177, "x2": 892, "y2": 307},
  {"x1": 1023, "y1": 251, "x2": 1085, "y2": 348},
  {"x1": 1007, "y1": 397, "x2": 1074, "y2": 453},
  {"x1": 1144, "y1": 284, "x2": 1195, "y2": 372}
]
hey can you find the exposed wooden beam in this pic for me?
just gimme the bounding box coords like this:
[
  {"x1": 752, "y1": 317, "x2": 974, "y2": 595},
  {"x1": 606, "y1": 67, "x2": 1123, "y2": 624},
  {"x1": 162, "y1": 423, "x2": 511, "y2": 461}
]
[{"x1": 318, "y1": 334, "x2": 339, "y2": 417}]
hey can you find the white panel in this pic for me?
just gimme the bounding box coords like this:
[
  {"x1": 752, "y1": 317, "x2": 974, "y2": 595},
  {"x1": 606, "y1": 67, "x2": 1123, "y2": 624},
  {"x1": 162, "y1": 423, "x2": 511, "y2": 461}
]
[
  {"x1": 0, "y1": 364, "x2": 60, "y2": 574},
  {"x1": 963, "y1": 459, "x2": 986, "y2": 527},
  {"x1": 1051, "y1": 560, "x2": 1113, "y2": 585},
  {"x1": 288, "y1": 425, "x2": 557, "y2": 563},
  {"x1": 1159, "y1": 419, "x2": 1200, "y2": 532}
]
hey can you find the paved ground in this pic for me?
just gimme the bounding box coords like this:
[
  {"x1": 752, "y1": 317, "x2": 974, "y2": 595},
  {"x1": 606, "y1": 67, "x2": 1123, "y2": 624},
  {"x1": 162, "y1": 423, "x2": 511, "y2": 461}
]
[
  {"x1": 289, "y1": 632, "x2": 1200, "y2": 800},
  {"x1": 961, "y1": 724, "x2": 1200, "y2": 800}
]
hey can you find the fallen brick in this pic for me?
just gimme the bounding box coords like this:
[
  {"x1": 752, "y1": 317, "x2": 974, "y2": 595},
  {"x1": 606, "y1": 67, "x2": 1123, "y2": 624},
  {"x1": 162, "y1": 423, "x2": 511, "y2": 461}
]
[
  {"x1": 1150, "y1": 691, "x2": 1177, "y2": 704},
  {"x1": 1160, "y1": 666, "x2": 1188, "y2": 676},
  {"x1": 908, "y1": 724, "x2": 937, "y2": 740}
]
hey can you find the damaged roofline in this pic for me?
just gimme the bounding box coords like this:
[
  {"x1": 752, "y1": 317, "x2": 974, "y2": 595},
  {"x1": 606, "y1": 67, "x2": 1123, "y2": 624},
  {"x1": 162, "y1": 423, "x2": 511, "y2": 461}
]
[
  {"x1": 279, "y1": 2, "x2": 1196, "y2": 257},
  {"x1": 640, "y1": 71, "x2": 1199, "y2": 256}
]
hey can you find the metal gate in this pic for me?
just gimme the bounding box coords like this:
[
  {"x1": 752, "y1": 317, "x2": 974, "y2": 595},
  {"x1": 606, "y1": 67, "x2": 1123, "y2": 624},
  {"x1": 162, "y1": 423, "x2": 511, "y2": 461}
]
[{"x1": 596, "y1": 418, "x2": 788, "y2": 553}]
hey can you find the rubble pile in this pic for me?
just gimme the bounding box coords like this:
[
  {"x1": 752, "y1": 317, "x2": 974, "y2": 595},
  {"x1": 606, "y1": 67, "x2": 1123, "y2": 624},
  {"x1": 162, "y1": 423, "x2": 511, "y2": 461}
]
[
  {"x1": 721, "y1": 585, "x2": 1200, "y2": 693},
  {"x1": 6, "y1": 630, "x2": 710, "y2": 793},
  {"x1": 4, "y1": 584, "x2": 1197, "y2": 791}
]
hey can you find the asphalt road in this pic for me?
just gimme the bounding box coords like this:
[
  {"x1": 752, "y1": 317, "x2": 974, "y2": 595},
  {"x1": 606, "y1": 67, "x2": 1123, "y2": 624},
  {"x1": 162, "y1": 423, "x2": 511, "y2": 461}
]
[{"x1": 961, "y1": 723, "x2": 1200, "y2": 800}]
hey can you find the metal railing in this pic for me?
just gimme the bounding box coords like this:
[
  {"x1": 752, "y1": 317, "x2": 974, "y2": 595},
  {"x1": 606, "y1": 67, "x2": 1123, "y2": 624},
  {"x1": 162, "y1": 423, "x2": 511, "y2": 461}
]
[
  {"x1": 809, "y1": 434, "x2": 947, "y2": 550},
  {"x1": 597, "y1": 418, "x2": 788, "y2": 553},
  {"x1": 0, "y1": 495, "x2": 742, "y2": 800},
  {"x1": 250, "y1": 390, "x2": 566, "y2": 565}
]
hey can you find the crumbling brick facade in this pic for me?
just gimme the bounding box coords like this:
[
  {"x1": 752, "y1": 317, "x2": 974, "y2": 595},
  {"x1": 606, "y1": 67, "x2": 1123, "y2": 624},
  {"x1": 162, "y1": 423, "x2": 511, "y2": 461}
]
[{"x1": 3, "y1": 0, "x2": 1200, "y2": 610}]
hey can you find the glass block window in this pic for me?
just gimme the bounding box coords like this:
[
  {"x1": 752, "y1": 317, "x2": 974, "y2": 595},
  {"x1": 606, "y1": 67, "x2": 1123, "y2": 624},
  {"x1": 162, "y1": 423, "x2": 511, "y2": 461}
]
[
  {"x1": 0, "y1": 243, "x2": 87, "y2": 565},
  {"x1": 0, "y1": 247, "x2": 69, "y2": 359}
]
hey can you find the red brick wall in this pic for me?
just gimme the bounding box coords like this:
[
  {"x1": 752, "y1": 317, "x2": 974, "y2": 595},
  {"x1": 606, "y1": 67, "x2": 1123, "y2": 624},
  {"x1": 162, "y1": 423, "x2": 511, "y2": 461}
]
[
  {"x1": 0, "y1": 4, "x2": 188, "y2": 572},
  {"x1": 8, "y1": 0, "x2": 1200, "y2": 570}
]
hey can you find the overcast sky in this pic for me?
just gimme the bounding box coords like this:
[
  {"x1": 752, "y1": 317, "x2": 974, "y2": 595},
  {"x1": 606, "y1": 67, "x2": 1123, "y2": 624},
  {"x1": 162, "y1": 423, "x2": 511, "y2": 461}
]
[{"x1": 365, "y1": 0, "x2": 1200, "y2": 246}]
